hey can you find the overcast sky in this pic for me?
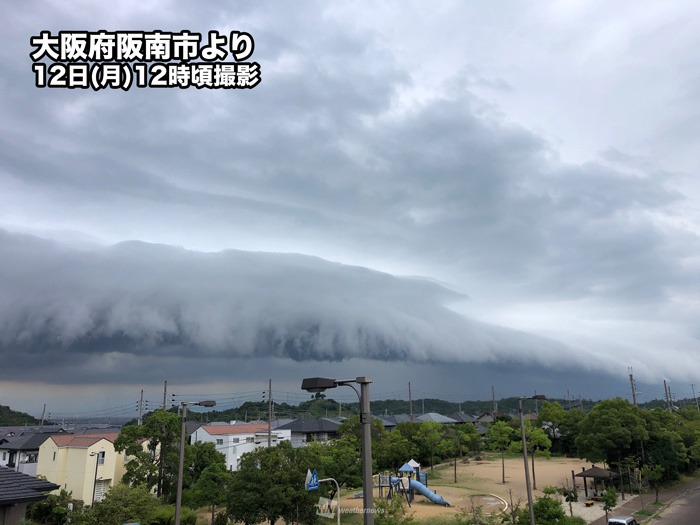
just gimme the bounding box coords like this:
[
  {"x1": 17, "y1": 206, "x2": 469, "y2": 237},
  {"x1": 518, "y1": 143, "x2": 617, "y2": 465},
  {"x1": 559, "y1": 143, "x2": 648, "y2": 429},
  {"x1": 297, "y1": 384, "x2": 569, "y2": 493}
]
[{"x1": 1, "y1": 1, "x2": 699, "y2": 416}]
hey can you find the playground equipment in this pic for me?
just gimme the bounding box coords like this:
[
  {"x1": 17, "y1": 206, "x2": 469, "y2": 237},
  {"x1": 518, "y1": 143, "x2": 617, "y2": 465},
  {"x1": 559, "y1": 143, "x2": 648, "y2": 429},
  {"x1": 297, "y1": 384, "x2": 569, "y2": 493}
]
[
  {"x1": 379, "y1": 459, "x2": 451, "y2": 507},
  {"x1": 389, "y1": 476, "x2": 451, "y2": 507}
]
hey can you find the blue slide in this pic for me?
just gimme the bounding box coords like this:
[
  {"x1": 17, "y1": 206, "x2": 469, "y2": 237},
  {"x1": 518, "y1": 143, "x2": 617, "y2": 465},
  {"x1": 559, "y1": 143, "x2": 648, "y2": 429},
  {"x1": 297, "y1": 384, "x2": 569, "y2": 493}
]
[{"x1": 390, "y1": 477, "x2": 451, "y2": 506}]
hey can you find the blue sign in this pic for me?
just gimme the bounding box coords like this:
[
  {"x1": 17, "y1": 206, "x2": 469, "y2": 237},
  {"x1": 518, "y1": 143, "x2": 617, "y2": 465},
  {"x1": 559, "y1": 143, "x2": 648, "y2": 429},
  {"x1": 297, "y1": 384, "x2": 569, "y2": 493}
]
[{"x1": 307, "y1": 469, "x2": 319, "y2": 491}]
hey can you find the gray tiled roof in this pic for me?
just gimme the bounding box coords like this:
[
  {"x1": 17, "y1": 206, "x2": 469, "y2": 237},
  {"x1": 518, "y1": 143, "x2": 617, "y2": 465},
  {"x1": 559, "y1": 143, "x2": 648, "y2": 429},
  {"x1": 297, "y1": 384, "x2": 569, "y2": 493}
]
[
  {"x1": 0, "y1": 432, "x2": 58, "y2": 451},
  {"x1": 275, "y1": 418, "x2": 341, "y2": 433},
  {"x1": 0, "y1": 466, "x2": 59, "y2": 505},
  {"x1": 416, "y1": 412, "x2": 458, "y2": 424}
]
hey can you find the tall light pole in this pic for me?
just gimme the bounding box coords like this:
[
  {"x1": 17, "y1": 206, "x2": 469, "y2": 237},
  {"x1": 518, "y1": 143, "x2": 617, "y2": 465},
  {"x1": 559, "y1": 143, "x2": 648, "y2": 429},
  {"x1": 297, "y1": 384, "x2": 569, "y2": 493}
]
[
  {"x1": 519, "y1": 394, "x2": 546, "y2": 525},
  {"x1": 89, "y1": 451, "x2": 101, "y2": 505},
  {"x1": 302, "y1": 376, "x2": 374, "y2": 525},
  {"x1": 175, "y1": 399, "x2": 216, "y2": 525}
]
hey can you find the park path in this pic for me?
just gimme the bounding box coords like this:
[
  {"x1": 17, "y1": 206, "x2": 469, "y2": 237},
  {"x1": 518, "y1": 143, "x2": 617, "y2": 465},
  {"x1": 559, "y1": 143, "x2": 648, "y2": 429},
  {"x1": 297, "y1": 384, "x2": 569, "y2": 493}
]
[{"x1": 588, "y1": 476, "x2": 700, "y2": 525}]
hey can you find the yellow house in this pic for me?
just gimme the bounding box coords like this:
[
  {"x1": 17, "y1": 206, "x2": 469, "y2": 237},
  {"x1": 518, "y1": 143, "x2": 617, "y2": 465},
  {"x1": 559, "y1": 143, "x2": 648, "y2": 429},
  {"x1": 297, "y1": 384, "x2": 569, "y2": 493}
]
[{"x1": 36, "y1": 433, "x2": 126, "y2": 504}]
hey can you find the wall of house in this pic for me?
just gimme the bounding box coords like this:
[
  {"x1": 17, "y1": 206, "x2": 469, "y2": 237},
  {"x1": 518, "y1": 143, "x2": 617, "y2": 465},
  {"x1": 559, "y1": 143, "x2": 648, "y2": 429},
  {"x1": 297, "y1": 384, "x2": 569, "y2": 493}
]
[
  {"x1": 36, "y1": 440, "x2": 63, "y2": 494},
  {"x1": 0, "y1": 502, "x2": 28, "y2": 525},
  {"x1": 192, "y1": 429, "x2": 291, "y2": 471},
  {"x1": 37, "y1": 439, "x2": 122, "y2": 503}
]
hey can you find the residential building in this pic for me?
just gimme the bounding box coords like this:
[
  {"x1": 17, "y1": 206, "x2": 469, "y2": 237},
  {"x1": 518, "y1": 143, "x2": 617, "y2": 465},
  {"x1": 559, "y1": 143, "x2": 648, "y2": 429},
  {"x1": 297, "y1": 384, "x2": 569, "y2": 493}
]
[
  {"x1": 0, "y1": 432, "x2": 61, "y2": 476},
  {"x1": 274, "y1": 418, "x2": 341, "y2": 447},
  {"x1": 36, "y1": 433, "x2": 125, "y2": 504},
  {"x1": 0, "y1": 466, "x2": 59, "y2": 525},
  {"x1": 192, "y1": 423, "x2": 291, "y2": 471}
]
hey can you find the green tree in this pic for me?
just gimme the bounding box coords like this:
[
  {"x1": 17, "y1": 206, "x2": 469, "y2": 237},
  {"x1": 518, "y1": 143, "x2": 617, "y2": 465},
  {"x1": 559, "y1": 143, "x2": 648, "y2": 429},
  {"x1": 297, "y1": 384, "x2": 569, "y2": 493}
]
[
  {"x1": 575, "y1": 398, "x2": 648, "y2": 465},
  {"x1": 532, "y1": 495, "x2": 566, "y2": 525},
  {"x1": 602, "y1": 488, "x2": 618, "y2": 523},
  {"x1": 226, "y1": 440, "x2": 322, "y2": 525},
  {"x1": 641, "y1": 464, "x2": 664, "y2": 503},
  {"x1": 375, "y1": 428, "x2": 418, "y2": 472},
  {"x1": 85, "y1": 485, "x2": 160, "y2": 525},
  {"x1": 486, "y1": 421, "x2": 516, "y2": 484},
  {"x1": 190, "y1": 462, "x2": 231, "y2": 524},
  {"x1": 113, "y1": 409, "x2": 181, "y2": 500},
  {"x1": 26, "y1": 489, "x2": 74, "y2": 525},
  {"x1": 183, "y1": 441, "x2": 226, "y2": 489},
  {"x1": 509, "y1": 421, "x2": 551, "y2": 490},
  {"x1": 416, "y1": 421, "x2": 443, "y2": 471},
  {"x1": 537, "y1": 401, "x2": 567, "y2": 452},
  {"x1": 374, "y1": 495, "x2": 416, "y2": 525}
]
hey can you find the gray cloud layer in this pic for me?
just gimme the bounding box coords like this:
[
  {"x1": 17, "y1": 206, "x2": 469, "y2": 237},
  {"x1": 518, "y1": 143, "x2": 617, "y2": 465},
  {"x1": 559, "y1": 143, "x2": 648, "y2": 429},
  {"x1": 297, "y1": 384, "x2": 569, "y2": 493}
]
[
  {"x1": 0, "y1": 230, "x2": 575, "y2": 381},
  {"x1": 1, "y1": 2, "x2": 699, "y2": 403}
]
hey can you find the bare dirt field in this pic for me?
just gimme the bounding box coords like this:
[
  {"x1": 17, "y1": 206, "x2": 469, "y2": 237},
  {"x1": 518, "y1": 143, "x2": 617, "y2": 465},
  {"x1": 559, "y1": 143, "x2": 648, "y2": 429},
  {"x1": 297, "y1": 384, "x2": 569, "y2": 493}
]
[{"x1": 338, "y1": 455, "x2": 629, "y2": 523}]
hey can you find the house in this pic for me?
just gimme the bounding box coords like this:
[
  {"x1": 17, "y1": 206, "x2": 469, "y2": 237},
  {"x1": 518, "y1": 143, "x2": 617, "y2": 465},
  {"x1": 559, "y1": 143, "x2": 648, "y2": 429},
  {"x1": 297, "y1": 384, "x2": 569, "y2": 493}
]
[
  {"x1": 192, "y1": 423, "x2": 291, "y2": 471},
  {"x1": 274, "y1": 418, "x2": 342, "y2": 447},
  {"x1": 0, "y1": 432, "x2": 61, "y2": 476},
  {"x1": 36, "y1": 433, "x2": 125, "y2": 504},
  {"x1": 0, "y1": 466, "x2": 59, "y2": 525},
  {"x1": 416, "y1": 412, "x2": 458, "y2": 424}
]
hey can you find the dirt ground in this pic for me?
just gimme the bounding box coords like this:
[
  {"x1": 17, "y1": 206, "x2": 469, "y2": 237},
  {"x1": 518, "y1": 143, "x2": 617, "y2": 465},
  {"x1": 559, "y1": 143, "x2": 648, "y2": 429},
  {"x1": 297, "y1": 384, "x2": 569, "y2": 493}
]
[{"x1": 338, "y1": 455, "x2": 620, "y2": 522}]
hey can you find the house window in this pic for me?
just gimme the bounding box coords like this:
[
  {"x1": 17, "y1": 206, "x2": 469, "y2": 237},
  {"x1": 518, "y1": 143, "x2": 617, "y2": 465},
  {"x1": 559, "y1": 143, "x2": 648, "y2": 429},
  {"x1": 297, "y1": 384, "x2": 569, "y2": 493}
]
[
  {"x1": 232, "y1": 438, "x2": 239, "y2": 443},
  {"x1": 246, "y1": 437, "x2": 254, "y2": 443},
  {"x1": 97, "y1": 451, "x2": 105, "y2": 465},
  {"x1": 1, "y1": 452, "x2": 5, "y2": 460},
  {"x1": 53, "y1": 451, "x2": 56, "y2": 461},
  {"x1": 216, "y1": 439, "x2": 224, "y2": 445}
]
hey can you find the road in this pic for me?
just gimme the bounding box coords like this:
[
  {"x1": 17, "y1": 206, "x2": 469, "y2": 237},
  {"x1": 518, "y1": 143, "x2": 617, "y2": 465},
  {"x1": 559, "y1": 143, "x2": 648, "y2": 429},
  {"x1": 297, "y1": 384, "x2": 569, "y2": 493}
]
[{"x1": 653, "y1": 479, "x2": 700, "y2": 525}]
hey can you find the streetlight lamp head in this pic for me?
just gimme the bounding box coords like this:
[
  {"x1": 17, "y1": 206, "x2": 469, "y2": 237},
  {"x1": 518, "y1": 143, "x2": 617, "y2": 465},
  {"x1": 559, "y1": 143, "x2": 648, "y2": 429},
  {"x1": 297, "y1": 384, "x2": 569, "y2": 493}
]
[
  {"x1": 532, "y1": 395, "x2": 546, "y2": 401},
  {"x1": 196, "y1": 400, "x2": 216, "y2": 408},
  {"x1": 301, "y1": 377, "x2": 338, "y2": 393}
]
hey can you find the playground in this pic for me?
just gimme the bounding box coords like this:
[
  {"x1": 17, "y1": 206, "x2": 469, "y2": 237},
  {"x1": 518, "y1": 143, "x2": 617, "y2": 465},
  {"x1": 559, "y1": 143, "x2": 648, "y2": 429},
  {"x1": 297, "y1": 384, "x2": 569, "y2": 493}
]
[{"x1": 337, "y1": 455, "x2": 617, "y2": 522}]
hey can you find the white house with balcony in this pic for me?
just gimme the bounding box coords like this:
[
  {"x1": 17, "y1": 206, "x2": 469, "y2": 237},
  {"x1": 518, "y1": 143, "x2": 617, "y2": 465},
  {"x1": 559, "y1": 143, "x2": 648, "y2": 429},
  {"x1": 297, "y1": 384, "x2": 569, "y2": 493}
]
[{"x1": 191, "y1": 423, "x2": 291, "y2": 471}]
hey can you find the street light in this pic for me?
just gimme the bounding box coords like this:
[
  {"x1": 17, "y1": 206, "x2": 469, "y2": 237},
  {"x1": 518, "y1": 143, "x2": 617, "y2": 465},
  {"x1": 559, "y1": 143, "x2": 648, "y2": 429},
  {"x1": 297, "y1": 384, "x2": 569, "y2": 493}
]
[
  {"x1": 519, "y1": 394, "x2": 546, "y2": 525},
  {"x1": 302, "y1": 376, "x2": 374, "y2": 525},
  {"x1": 88, "y1": 451, "x2": 102, "y2": 505},
  {"x1": 175, "y1": 399, "x2": 216, "y2": 525}
]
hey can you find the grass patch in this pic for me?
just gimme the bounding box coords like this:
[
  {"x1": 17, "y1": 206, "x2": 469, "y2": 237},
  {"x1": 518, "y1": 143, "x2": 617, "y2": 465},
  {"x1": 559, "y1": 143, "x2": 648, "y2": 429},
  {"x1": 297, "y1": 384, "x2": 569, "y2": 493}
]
[{"x1": 634, "y1": 508, "x2": 654, "y2": 516}]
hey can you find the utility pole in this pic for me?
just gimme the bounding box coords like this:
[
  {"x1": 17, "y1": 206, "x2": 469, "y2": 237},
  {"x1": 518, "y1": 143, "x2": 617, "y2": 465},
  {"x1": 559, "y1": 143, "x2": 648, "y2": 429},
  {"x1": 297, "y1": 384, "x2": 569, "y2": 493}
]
[
  {"x1": 692, "y1": 384, "x2": 699, "y2": 413},
  {"x1": 39, "y1": 404, "x2": 46, "y2": 430},
  {"x1": 138, "y1": 390, "x2": 144, "y2": 425},
  {"x1": 268, "y1": 379, "x2": 273, "y2": 447},
  {"x1": 629, "y1": 368, "x2": 638, "y2": 407},
  {"x1": 408, "y1": 382, "x2": 413, "y2": 418},
  {"x1": 163, "y1": 380, "x2": 168, "y2": 410},
  {"x1": 492, "y1": 386, "x2": 498, "y2": 415},
  {"x1": 421, "y1": 398, "x2": 425, "y2": 415},
  {"x1": 663, "y1": 380, "x2": 672, "y2": 412}
]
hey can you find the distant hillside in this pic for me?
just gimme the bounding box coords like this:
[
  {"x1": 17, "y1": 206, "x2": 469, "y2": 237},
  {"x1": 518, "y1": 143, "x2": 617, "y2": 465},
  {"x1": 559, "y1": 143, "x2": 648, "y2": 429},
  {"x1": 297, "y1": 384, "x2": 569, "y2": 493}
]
[{"x1": 0, "y1": 405, "x2": 41, "y2": 426}]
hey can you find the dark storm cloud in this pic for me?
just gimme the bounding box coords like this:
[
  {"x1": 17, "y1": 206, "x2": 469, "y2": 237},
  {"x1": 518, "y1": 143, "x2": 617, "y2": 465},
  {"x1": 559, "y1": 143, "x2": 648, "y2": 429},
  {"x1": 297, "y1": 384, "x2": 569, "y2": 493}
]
[
  {"x1": 0, "y1": 230, "x2": 577, "y2": 384},
  {"x1": 1, "y1": 0, "x2": 699, "y2": 406}
]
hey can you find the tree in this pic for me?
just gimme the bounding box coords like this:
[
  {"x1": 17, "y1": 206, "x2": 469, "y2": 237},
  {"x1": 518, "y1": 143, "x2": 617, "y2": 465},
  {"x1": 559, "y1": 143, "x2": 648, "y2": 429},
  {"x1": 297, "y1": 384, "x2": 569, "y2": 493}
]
[
  {"x1": 375, "y1": 429, "x2": 417, "y2": 472},
  {"x1": 486, "y1": 421, "x2": 516, "y2": 484},
  {"x1": 416, "y1": 421, "x2": 443, "y2": 471},
  {"x1": 78, "y1": 485, "x2": 160, "y2": 525},
  {"x1": 183, "y1": 441, "x2": 226, "y2": 489},
  {"x1": 190, "y1": 462, "x2": 231, "y2": 524},
  {"x1": 537, "y1": 401, "x2": 566, "y2": 452},
  {"x1": 226, "y1": 440, "x2": 322, "y2": 525},
  {"x1": 509, "y1": 420, "x2": 551, "y2": 490},
  {"x1": 113, "y1": 409, "x2": 181, "y2": 500},
  {"x1": 26, "y1": 489, "x2": 74, "y2": 525},
  {"x1": 602, "y1": 488, "x2": 618, "y2": 523},
  {"x1": 575, "y1": 398, "x2": 648, "y2": 465},
  {"x1": 641, "y1": 464, "x2": 664, "y2": 503},
  {"x1": 374, "y1": 496, "x2": 416, "y2": 525}
]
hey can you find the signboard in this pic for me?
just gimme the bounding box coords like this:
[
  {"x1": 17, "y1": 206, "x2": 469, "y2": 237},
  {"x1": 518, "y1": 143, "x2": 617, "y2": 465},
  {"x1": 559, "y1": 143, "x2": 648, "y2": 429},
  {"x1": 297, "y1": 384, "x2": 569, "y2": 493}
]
[
  {"x1": 305, "y1": 468, "x2": 319, "y2": 491},
  {"x1": 316, "y1": 496, "x2": 336, "y2": 518}
]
